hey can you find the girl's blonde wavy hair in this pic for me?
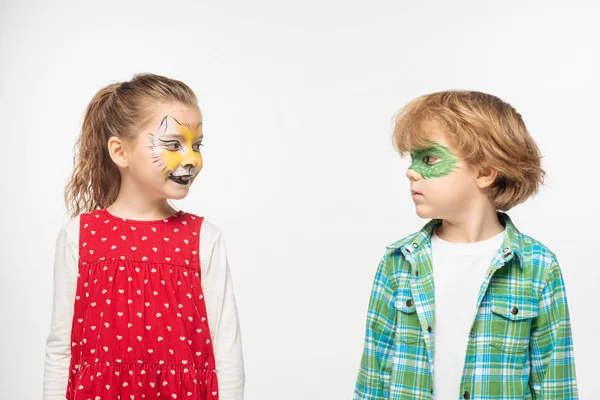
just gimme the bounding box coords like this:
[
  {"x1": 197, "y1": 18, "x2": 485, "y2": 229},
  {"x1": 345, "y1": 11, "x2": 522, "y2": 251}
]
[
  {"x1": 393, "y1": 90, "x2": 545, "y2": 212},
  {"x1": 65, "y1": 73, "x2": 198, "y2": 218}
]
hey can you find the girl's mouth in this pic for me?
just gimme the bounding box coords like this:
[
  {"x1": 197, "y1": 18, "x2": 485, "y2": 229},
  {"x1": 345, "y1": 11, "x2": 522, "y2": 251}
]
[{"x1": 168, "y1": 174, "x2": 193, "y2": 185}]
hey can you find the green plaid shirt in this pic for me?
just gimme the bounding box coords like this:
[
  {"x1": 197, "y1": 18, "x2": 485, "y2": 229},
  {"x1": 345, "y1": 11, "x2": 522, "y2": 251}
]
[{"x1": 354, "y1": 213, "x2": 578, "y2": 399}]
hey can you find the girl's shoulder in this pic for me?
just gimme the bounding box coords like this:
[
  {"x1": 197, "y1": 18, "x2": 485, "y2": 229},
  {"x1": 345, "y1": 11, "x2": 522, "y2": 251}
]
[
  {"x1": 62, "y1": 210, "x2": 225, "y2": 243},
  {"x1": 58, "y1": 214, "x2": 81, "y2": 244},
  {"x1": 181, "y1": 212, "x2": 225, "y2": 246},
  {"x1": 186, "y1": 213, "x2": 222, "y2": 240}
]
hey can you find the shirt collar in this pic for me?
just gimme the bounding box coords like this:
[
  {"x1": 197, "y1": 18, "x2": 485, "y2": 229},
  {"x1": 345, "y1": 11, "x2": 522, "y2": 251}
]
[{"x1": 387, "y1": 212, "x2": 525, "y2": 267}]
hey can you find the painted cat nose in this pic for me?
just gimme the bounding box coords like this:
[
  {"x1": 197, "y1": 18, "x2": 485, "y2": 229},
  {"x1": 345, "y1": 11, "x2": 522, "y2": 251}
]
[{"x1": 182, "y1": 157, "x2": 199, "y2": 168}]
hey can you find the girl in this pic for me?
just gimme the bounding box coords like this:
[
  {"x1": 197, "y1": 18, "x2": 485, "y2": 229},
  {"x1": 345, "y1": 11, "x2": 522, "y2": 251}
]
[{"x1": 43, "y1": 74, "x2": 245, "y2": 400}]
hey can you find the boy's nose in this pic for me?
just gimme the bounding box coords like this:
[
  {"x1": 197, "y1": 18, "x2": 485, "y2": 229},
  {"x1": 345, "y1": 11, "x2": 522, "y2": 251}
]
[{"x1": 406, "y1": 168, "x2": 421, "y2": 181}]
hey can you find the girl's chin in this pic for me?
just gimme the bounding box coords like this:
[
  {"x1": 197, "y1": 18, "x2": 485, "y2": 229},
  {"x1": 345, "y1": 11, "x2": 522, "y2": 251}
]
[
  {"x1": 166, "y1": 191, "x2": 190, "y2": 201},
  {"x1": 163, "y1": 181, "x2": 192, "y2": 199}
]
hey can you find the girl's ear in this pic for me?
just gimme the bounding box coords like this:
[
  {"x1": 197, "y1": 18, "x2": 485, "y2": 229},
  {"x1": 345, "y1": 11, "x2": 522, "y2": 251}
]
[
  {"x1": 108, "y1": 136, "x2": 129, "y2": 168},
  {"x1": 476, "y1": 166, "x2": 498, "y2": 189}
]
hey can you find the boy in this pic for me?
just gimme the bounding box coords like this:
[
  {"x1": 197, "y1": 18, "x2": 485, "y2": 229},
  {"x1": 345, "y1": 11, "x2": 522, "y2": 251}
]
[{"x1": 353, "y1": 91, "x2": 578, "y2": 399}]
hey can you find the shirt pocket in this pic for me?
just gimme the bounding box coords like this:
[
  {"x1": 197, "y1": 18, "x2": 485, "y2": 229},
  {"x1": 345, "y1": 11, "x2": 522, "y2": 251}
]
[
  {"x1": 490, "y1": 294, "x2": 538, "y2": 354},
  {"x1": 395, "y1": 287, "x2": 421, "y2": 344}
]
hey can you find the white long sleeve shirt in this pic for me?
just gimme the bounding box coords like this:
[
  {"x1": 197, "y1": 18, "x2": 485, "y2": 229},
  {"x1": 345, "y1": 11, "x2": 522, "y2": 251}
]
[{"x1": 43, "y1": 215, "x2": 245, "y2": 400}]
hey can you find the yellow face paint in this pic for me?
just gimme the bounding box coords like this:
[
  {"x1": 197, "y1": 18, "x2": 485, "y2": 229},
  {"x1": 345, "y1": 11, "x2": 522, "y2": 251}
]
[{"x1": 148, "y1": 116, "x2": 203, "y2": 185}]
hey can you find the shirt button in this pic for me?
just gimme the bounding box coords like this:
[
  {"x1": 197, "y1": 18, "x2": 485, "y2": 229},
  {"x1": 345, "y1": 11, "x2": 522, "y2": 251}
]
[
  {"x1": 511, "y1": 306, "x2": 519, "y2": 315},
  {"x1": 415, "y1": 269, "x2": 419, "y2": 277},
  {"x1": 427, "y1": 326, "x2": 433, "y2": 333},
  {"x1": 412, "y1": 242, "x2": 418, "y2": 248},
  {"x1": 463, "y1": 391, "x2": 470, "y2": 399},
  {"x1": 406, "y1": 299, "x2": 414, "y2": 307}
]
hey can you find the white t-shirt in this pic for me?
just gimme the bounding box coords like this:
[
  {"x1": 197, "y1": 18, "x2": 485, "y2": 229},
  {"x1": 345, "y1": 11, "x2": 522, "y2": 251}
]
[
  {"x1": 43, "y1": 215, "x2": 245, "y2": 400},
  {"x1": 431, "y1": 228, "x2": 505, "y2": 399}
]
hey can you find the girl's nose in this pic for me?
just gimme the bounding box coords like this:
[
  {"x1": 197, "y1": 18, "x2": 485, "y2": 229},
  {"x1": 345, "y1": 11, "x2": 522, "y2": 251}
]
[
  {"x1": 188, "y1": 160, "x2": 199, "y2": 168},
  {"x1": 181, "y1": 155, "x2": 199, "y2": 168},
  {"x1": 406, "y1": 168, "x2": 421, "y2": 182}
]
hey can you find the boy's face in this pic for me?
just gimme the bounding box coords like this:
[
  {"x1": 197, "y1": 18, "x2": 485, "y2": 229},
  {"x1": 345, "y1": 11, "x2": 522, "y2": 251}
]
[
  {"x1": 126, "y1": 103, "x2": 204, "y2": 201},
  {"x1": 406, "y1": 122, "x2": 481, "y2": 219}
]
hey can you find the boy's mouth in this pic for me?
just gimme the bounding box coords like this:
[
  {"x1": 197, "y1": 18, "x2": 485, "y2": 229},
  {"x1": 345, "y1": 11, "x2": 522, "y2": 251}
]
[{"x1": 168, "y1": 174, "x2": 193, "y2": 185}]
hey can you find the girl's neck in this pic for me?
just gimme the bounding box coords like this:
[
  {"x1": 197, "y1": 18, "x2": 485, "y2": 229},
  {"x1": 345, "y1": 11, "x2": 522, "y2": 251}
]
[{"x1": 107, "y1": 193, "x2": 178, "y2": 222}]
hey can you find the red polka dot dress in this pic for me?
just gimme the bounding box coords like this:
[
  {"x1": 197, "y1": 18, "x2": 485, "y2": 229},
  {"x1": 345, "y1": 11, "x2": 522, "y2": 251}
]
[{"x1": 65, "y1": 209, "x2": 219, "y2": 400}]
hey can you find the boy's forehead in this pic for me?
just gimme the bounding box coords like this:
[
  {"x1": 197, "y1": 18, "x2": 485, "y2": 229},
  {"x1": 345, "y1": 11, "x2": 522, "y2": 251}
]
[
  {"x1": 422, "y1": 121, "x2": 450, "y2": 144},
  {"x1": 412, "y1": 120, "x2": 453, "y2": 150}
]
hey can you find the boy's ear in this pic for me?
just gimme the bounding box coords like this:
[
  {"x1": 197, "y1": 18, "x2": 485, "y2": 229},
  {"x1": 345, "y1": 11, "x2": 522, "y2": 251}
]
[
  {"x1": 108, "y1": 136, "x2": 129, "y2": 168},
  {"x1": 476, "y1": 167, "x2": 498, "y2": 189}
]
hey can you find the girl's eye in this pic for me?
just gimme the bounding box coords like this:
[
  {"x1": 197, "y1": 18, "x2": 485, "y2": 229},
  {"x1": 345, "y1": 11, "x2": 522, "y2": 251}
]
[
  {"x1": 164, "y1": 143, "x2": 181, "y2": 151},
  {"x1": 192, "y1": 143, "x2": 204, "y2": 151}
]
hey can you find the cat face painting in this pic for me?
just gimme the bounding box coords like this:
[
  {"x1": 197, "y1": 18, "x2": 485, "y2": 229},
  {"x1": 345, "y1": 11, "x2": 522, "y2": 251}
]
[
  {"x1": 123, "y1": 103, "x2": 204, "y2": 201},
  {"x1": 148, "y1": 115, "x2": 204, "y2": 185}
]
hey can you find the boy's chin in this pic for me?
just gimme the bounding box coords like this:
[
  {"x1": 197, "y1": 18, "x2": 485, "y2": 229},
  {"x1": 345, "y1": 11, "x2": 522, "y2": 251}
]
[{"x1": 414, "y1": 205, "x2": 438, "y2": 220}]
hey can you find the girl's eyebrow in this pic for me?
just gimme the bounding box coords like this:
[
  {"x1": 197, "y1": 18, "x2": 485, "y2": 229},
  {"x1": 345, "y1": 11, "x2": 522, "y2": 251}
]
[
  {"x1": 157, "y1": 134, "x2": 204, "y2": 142},
  {"x1": 157, "y1": 134, "x2": 183, "y2": 141}
]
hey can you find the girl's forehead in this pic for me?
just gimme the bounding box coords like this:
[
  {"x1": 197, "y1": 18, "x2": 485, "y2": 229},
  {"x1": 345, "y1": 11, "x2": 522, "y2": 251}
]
[{"x1": 149, "y1": 104, "x2": 202, "y2": 130}]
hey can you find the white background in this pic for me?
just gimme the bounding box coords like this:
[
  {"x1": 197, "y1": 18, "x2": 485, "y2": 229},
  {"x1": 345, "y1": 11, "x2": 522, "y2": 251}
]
[{"x1": 1, "y1": 1, "x2": 599, "y2": 398}]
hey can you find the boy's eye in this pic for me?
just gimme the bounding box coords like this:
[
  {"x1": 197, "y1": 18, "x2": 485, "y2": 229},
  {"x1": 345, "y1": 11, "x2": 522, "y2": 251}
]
[{"x1": 423, "y1": 155, "x2": 439, "y2": 165}]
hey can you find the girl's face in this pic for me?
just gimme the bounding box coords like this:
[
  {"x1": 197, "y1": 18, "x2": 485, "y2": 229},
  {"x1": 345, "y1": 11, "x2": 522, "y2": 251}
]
[
  {"x1": 126, "y1": 103, "x2": 204, "y2": 200},
  {"x1": 406, "y1": 122, "x2": 481, "y2": 219}
]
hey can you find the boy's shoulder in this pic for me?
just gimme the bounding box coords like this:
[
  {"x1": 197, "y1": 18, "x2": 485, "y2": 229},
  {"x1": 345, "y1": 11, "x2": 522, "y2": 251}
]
[
  {"x1": 383, "y1": 218, "x2": 438, "y2": 259},
  {"x1": 380, "y1": 215, "x2": 561, "y2": 278},
  {"x1": 376, "y1": 226, "x2": 432, "y2": 281},
  {"x1": 385, "y1": 231, "x2": 422, "y2": 254},
  {"x1": 513, "y1": 231, "x2": 560, "y2": 276}
]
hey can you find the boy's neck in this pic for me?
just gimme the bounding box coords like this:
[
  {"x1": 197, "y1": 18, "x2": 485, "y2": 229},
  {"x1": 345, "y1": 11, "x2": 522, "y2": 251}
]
[{"x1": 434, "y1": 207, "x2": 505, "y2": 244}]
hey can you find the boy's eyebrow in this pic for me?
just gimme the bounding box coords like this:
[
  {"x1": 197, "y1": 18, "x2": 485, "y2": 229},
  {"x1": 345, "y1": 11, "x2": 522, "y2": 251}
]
[{"x1": 411, "y1": 146, "x2": 434, "y2": 153}]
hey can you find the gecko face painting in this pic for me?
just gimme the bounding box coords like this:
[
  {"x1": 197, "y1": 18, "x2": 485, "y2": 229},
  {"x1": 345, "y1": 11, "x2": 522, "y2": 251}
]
[
  {"x1": 405, "y1": 126, "x2": 482, "y2": 220},
  {"x1": 148, "y1": 115, "x2": 203, "y2": 185},
  {"x1": 408, "y1": 140, "x2": 459, "y2": 179}
]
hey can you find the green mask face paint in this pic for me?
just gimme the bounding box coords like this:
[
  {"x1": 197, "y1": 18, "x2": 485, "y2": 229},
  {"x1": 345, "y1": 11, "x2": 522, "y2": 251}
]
[{"x1": 409, "y1": 140, "x2": 459, "y2": 179}]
